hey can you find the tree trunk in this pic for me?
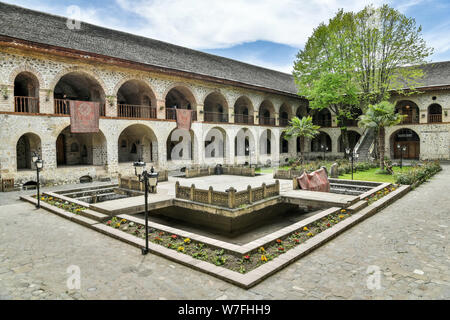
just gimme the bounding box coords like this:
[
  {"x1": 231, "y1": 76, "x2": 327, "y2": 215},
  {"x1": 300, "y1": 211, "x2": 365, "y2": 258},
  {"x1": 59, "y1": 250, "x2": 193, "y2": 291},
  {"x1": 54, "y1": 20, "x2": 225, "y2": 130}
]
[
  {"x1": 379, "y1": 127, "x2": 385, "y2": 170},
  {"x1": 340, "y1": 128, "x2": 349, "y2": 151},
  {"x1": 299, "y1": 136, "x2": 304, "y2": 164}
]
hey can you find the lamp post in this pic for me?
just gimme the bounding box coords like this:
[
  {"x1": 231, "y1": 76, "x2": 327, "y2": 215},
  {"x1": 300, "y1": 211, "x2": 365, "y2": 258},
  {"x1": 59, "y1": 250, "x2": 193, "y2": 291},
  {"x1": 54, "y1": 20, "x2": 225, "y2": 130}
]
[
  {"x1": 346, "y1": 148, "x2": 359, "y2": 180},
  {"x1": 133, "y1": 160, "x2": 155, "y2": 255},
  {"x1": 32, "y1": 153, "x2": 44, "y2": 208},
  {"x1": 397, "y1": 144, "x2": 407, "y2": 169}
]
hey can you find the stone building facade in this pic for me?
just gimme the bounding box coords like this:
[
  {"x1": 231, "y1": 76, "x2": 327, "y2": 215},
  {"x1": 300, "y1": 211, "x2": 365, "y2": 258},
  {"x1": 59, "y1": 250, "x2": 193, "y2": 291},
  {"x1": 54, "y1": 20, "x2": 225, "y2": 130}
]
[{"x1": 0, "y1": 3, "x2": 448, "y2": 186}]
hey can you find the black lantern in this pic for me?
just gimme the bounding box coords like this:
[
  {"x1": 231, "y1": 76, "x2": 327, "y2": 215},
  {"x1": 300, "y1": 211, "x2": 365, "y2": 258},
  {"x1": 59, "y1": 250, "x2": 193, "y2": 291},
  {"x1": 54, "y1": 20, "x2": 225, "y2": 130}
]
[
  {"x1": 397, "y1": 144, "x2": 407, "y2": 169},
  {"x1": 32, "y1": 153, "x2": 44, "y2": 208}
]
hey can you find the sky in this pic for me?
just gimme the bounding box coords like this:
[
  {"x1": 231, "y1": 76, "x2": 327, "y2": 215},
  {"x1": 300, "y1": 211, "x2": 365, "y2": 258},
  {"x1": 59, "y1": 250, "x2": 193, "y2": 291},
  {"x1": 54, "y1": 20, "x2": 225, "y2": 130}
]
[{"x1": 3, "y1": 0, "x2": 449, "y2": 73}]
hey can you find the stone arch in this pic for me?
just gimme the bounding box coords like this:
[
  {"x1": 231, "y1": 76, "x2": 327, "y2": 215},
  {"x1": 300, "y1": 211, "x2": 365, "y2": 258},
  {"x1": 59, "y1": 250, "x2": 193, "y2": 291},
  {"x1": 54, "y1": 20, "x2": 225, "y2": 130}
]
[
  {"x1": 116, "y1": 79, "x2": 157, "y2": 118},
  {"x1": 8, "y1": 65, "x2": 45, "y2": 89},
  {"x1": 163, "y1": 83, "x2": 198, "y2": 107},
  {"x1": 259, "y1": 128, "x2": 276, "y2": 155},
  {"x1": 390, "y1": 128, "x2": 420, "y2": 160},
  {"x1": 204, "y1": 126, "x2": 229, "y2": 159},
  {"x1": 233, "y1": 95, "x2": 254, "y2": 124},
  {"x1": 279, "y1": 103, "x2": 293, "y2": 126},
  {"x1": 164, "y1": 84, "x2": 198, "y2": 120},
  {"x1": 338, "y1": 130, "x2": 361, "y2": 152},
  {"x1": 280, "y1": 132, "x2": 289, "y2": 153},
  {"x1": 428, "y1": 103, "x2": 442, "y2": 123},
  {"x1": 55, "y1": 126, "x2": 107, "y2": 166},
  {"x1": 16, "y1": 133, "x2": 41, "y2": 170},
  {"x1": 312, "y1": 108, "x2": 332, "y2": 127},
  {"x1": 13, "y1": 71, "x2": 40, "y2": 113},
  {"x1": 118, "y1": 124, "x2": 159, "y2": 163},
  {"x1": 311, "y1": 131, "x2": 332, "y2": 153},
  {"x1": 259, "y1": 100, "x2": 275, "y2": 125},
  {"x1": 49, "y1": 66, "x2": 107, "y2": 94},
  {"x1": 203, "y1": 91, "x2": 229, "y2": 123},
  {"x1": 395, "y1": 100, "x2": 420, "y2": 124},
  {"x1": 234, "y1": 127, "x2": 256, "y2": 158},
  {"x1": 166, "y1": 128, "x2": 198, "y2": 161}
]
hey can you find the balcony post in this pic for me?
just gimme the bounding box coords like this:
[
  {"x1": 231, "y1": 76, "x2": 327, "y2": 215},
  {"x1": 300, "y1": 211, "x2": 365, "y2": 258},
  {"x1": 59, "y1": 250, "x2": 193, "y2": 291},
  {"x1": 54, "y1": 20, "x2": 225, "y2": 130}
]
[{"x1": 197, "y1": 104, "x2": 204, "y2": 122}]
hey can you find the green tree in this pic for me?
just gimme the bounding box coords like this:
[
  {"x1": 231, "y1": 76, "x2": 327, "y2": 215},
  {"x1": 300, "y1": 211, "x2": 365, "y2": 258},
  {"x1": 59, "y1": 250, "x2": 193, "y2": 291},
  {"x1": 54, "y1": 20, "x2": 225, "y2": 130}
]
[
  {"x1": 283, "y1": 116, "x2": 320, "y2": 164},
  {"x1": 294, "y1": 10, "x2": 360, "y2": 150},
  {"x1": 358, "y1": 101, "x2": 404, "y2": 170}
]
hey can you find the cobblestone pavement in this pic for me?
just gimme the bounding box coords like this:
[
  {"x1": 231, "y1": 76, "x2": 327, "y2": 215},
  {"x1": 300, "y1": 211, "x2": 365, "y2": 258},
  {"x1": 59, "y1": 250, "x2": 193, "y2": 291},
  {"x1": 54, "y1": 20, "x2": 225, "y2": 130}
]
[{"x1": 0, "y1": 167, "x2": 449, "y2": 300}]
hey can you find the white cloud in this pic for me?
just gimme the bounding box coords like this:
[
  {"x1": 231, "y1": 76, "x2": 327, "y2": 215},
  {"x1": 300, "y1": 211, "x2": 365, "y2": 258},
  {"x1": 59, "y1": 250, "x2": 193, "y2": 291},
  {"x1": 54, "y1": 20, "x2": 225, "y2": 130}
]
[{"x1": 115, "y1": 0, "x2": 385, "y2": 49}]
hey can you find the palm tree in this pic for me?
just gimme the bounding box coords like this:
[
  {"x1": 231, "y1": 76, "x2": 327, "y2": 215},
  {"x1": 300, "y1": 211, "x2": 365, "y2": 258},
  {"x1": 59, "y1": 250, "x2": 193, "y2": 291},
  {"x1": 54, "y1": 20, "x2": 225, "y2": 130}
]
[
  {"x1": 358, "y1": 101, "x2": 405, "y2": 170},
  {"x1": 283, "y1": 116, "x2": 320, "y2": 164}
]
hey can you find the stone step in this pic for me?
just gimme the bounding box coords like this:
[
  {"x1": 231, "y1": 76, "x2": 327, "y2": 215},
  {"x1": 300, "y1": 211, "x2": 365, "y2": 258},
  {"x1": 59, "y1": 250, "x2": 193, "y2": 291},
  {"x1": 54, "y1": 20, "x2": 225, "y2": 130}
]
[
  {"x1": 347, "y1": 200, "x2": 368, "y2": 213},
  {"x1": 79, "y1": 208, "x2": 110, "y2": 222}
]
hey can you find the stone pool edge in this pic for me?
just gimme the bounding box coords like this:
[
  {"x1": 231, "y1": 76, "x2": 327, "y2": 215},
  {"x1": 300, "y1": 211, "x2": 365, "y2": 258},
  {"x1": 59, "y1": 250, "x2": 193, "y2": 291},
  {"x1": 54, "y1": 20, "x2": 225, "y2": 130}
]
[{"x1": 20, "y1": 184, "x2": 410, "y2": 289}]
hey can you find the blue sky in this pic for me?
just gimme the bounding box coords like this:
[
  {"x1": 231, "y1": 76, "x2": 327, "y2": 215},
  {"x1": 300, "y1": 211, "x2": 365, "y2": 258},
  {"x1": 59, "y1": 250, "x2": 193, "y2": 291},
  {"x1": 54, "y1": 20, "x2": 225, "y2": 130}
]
[{"x1": 3, "y1": 0, "x2": 449, "y2": 73}]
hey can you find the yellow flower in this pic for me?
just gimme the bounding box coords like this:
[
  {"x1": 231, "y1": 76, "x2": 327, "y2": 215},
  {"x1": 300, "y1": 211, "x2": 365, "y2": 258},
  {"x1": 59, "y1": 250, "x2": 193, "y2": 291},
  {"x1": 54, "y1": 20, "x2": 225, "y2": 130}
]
[
  {"x1": 392, "y1": 188, "x2": 396, "y2": 191},
  {"x1": 341, "y1": 209, "x2": 346, "y2": 213},
  {"x1": 339, "y1": 215, "x2": 345, "y2": 219},
  {"x1": 261, "y1": 255, "x2": 268, "y2": 262},
  {"x1": 116, "y1": 223, "x2": 121, "y2": 228},
  {"x1": 303, "y1": 227, "x2": 308, "y2": 231},
  {"x1": 121, "y1": 219, "x2": 127, "y2": 223},
  {"x1": 177, "y1": 246, "x2": 185, "y2": 252},
  {"x1": 259, "y1": 247, "x2": 265, "y2": 253},
  {"x1": 184, "y1": 238, "x2": 191, "y2": 244},
  {"x1": 307, "y1": 232, "x2": 313, "y2": 237},
  {"x1": 41, "y1": 197, "x2": 45, "y2": 201}
]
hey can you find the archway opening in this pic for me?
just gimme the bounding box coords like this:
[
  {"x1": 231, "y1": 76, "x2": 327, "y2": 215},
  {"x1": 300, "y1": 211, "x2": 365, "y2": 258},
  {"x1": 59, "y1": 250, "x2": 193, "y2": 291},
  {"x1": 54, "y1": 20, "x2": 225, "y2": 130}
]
[
  {"x1": 259, "y1": 100, "x2": 275, "y2": 126},
  {"x1": 390, "y1": 128, "x2": 420, "y2": 160},
  {"x1": 279, "y1": 103, "x2": 291, "y2": 127},
  {"x1": 234, "y1": 96, "x2": 254, "y2": 124},
  {"x1": 395, "y1": 100, "x2": 419, "y2": 124},
  {"x1": 311, "y1": 132, "x2": 332, "y2": 153},
  {"x1": 312, "y1": 109, "x2": 332, "y2": 127},
  {"x1": 118, "y1": 124, "x2": 158, "y2": 163},
  {"x1": 280, "y1": 132, "x2": 289, "y2": 153},
  {"x1": 16, "y1": 133, "x2": 41, "y2": 170},
  {"x1": 428, "y1": 104, "x2": 442, "y2": 123},
  {"x1": 56, "y1": 126, "x2": 107, "y2": 166},
  {"x1": 338, "y1": 131, "x2": 361, "y2": 152},
  {"x1": 234, "y1": 128, "x2": 255, "y2": 159},
  {"x1": 166, "y1": 129, "x2": 195, "y2": 161},
  {"x1": 117, "y1": 80, "x2": 156, "y2": 119},
  {"x1": 165, "y1": 86, "x2": 197, "y2": 120},
  {"x1": 204, "y1": 92, "x2": 228, "y2": 123},
  {"x1": 204, "y1": 127, "x2": 227, "y2": 159},
  {"x1": 54, "y1": 72, "x2": 105, "y2": 116},
  {"x1": 14, "y1": 72, "x2": 40, "y2": 113}
]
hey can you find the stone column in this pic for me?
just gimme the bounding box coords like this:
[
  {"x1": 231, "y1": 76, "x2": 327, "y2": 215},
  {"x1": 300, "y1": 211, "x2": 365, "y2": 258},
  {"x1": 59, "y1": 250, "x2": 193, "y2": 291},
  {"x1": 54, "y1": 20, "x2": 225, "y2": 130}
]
[
  {"x1": 105, "y1": 96, "x2": 117, "y2": 117},
  {"x1": 0, "y1": 85, "x2": 13, "y2": 112},
  {"x1": 331, "y1": 114, "x2": 338, "y2": 127},
  {"x1": 254, "y1": 111, "x2": 259, "y2": 125},
  {"x1": 229, "y1": 107, "x2": 234, "y2": 123},
  {"x1": 419, "y1": 109, "x2": 427, "y2": 124},
  {"x1": 156, "y1": 99, "x2": 166, "y2": 120},
  {"x1": 275, "y1": 112, "x2": 279, "y2": 126},
  {"x1": 197, "y1": 104, "x2": 204, "y2": 122},
  {"x1": 38, "y1": 89, "x2": 53, "y2": 114}
]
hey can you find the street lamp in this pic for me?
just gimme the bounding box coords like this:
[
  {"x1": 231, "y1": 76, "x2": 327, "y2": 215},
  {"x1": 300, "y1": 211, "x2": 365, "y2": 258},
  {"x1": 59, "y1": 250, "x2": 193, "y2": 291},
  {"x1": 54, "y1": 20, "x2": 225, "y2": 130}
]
[
  {"x1": 32, "y1": 153, "x2": 44, "y2": 208},
  {"x1": 133, "y1": 160, "x2": 157, "y2": 255},
  {"x1": 345, "y1": 148, "x2": 359, "y2": 180},
  {"x1": 397, "y1": 144, "x2": 407, "y2": 169}
]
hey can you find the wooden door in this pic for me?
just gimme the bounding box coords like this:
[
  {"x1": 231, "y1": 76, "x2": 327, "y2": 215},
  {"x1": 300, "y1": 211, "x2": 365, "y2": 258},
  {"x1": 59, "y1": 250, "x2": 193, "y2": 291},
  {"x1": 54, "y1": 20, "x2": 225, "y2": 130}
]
[{"x1": 56, "y1": 134, "x2": 65, "y2": 165}]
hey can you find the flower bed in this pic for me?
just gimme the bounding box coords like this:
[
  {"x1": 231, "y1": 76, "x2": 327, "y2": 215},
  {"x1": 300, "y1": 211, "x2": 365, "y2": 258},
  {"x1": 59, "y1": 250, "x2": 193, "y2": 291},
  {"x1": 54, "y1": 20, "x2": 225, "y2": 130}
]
[
  {"x1": 364, "y1": 185, "x2": 398, "y2": 205},
  {"x1": 104, "y1": 209, "x2": 355, "y2": 274},
  {"x1": 394, "y1": 161, "x2": 441, "y2": 187},
  {"x1": 34, "y1": 194, "x2": 87, "y2": 214}
]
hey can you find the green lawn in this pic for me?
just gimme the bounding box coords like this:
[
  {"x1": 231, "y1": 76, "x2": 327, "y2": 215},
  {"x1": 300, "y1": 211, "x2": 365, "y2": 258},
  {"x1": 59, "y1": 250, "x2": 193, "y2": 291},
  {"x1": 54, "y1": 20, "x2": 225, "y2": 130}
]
[
  {"x1": 255, "y1": 167, "x2": 275, "y2": 174},
  {"x1": 338, "y1": 166, "x2": 412, "y2": 183}
]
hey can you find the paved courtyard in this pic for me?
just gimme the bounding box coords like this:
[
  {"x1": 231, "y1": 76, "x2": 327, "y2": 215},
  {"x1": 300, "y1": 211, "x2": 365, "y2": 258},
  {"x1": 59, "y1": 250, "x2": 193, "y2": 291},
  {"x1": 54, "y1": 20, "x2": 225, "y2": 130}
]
[{"x1": 0, "y1": 166, "x2": 449, "y2": 299}]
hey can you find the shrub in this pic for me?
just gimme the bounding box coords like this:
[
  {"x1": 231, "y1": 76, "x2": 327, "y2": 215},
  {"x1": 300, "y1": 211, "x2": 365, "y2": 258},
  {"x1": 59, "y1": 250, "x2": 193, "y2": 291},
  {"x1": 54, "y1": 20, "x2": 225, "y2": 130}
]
[{"x1": 394, "y1": 161, "x2": 441, "y2": 186}]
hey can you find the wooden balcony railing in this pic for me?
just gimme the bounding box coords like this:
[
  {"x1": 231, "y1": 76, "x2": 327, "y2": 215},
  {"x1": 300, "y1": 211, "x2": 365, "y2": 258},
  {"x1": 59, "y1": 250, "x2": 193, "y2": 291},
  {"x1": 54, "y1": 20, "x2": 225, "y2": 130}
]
[
  {"x1": 14, "y1": 96, "x2": 39, "y2": 113},
  {"x1": 259, "y1": 116, "x2": 276, "y2": 126},
  {"x1": 234, "y1": 114, "x2": 254, "y2": 124},
  {"x1": 204, "y1": 111, "x2": 228, "y2": 123},
  {"x1": 166, "y1": 108, "x2": 197, "y2": 121},
  {"x1": 279, "y1": 118, "x2": 289, "y2": 126},
  {"x1": 400, "y1": 115, "x2": 419, "y2": 124},
  {"x1": 118, "y1": 104, "x2": 156, "y2": 119},
  {"x1": 315, "y1": 119, "x2": 332, "y2": 127},
  {"x1": 428, "y1": 114, "x2": 442, "y2": 123},
  {"x1": 54, "y1": 99, "x2": 105, "y2": 116}
]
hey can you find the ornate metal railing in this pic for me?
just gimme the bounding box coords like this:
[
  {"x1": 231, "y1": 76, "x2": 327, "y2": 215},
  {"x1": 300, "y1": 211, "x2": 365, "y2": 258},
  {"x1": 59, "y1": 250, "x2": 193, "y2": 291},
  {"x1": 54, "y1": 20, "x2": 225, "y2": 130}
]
[
  {"x1": 259, "y1": 116, "x2": 276, "y2": 126},
  {"x1": 234, "y1": 114, "x2": 254, "y2": 124},
  {"x1": 204, "y1": 111, "x2": 228, "y2": 123}
]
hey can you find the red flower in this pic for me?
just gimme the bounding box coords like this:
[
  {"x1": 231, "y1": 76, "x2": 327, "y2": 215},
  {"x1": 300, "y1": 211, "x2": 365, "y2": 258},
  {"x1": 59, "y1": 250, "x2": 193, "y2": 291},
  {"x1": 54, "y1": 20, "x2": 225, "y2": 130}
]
[
  {"x1": 327, "y1": 223, "x2": 331, "y2": 227},
  {"x1": 278, "y1": 247, "x2": 284, "y2": 251},
  {"x1": 106, "y1": 220, "x2": 111, "y2": 225},
  {"x1": 294, "y1": 239, "x2": 300, "y2": 243},
  {"x1": 276, "y1": 239, "x2": 282, "y2": 244},
  {"x1": 243, "y1": 255, "x2": 250, "y2": 260},
  {"x1": 171, "y1": 234, "x2": 177, "y2": 240}
]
